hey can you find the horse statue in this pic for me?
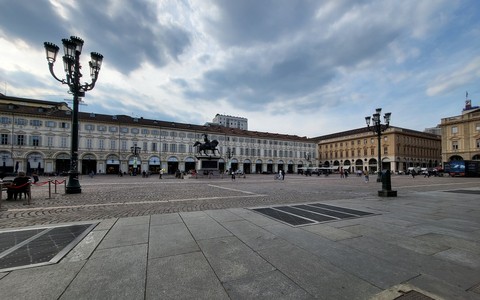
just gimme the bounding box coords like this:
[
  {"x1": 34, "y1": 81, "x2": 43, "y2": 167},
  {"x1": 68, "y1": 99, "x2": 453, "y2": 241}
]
[{"x1": 193, "y1": 137, "x2": 219, "y2": 156}]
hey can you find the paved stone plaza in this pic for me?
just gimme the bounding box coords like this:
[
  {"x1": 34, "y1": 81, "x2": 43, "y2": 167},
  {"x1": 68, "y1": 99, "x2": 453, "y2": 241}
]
[{"x1": 0, "y1": 174, "x2": 479, "y2": 299}]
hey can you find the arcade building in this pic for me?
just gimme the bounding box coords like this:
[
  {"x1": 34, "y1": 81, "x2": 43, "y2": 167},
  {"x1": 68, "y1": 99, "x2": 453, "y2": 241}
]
[{"x1": 0, "y1": 94, "x2": 317, "y2": 176}]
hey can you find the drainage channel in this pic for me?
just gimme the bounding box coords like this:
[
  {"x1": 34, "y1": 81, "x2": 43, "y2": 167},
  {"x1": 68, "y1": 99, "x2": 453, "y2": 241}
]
[
  {"x1": 0, "y1": 223, "x2": 97, "y2": 272},
  {"x1": 251, "y1": 203, "x2": 375, "y2": 227}
]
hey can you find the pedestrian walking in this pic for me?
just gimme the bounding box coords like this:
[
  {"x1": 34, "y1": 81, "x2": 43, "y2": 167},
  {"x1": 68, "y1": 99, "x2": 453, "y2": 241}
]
[
  {"x1": 340, "y1": 167, "x2": 344, "y2": 178},
  {"x1": 32, "y1": 171, "x2": 39, "y2": 183},
  {"x1": 159, "y1": 169, "x2": 163, "y2": 179},
  {"x1": 231, "y1": 171, "x2": 236, "y2": 181},
  {"x1": 364, "y1": 170, "x2": 369, "y2": 183}
]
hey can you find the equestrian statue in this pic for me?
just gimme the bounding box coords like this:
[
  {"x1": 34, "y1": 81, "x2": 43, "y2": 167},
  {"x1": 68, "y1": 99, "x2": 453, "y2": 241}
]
[{"x1": 193, "y1": 134, "x2": 219, "y2": 156}]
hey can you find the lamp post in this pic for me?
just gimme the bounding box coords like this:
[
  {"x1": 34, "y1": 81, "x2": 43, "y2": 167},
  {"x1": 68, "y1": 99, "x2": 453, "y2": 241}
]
[
  {"x1": 131, "y1": 143, "x2": 141, "y2": 176},
  {"x1": 365, "y1": 108, "x2": 391, "y2": 182},
  {"x1": 44, "y1": 36, "x2": 103, "y2": 194}
]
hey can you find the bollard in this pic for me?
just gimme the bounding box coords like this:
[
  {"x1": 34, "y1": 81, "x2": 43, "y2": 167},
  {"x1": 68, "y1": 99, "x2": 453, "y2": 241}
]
[
  {"x1": 54, "y1": 177, "x2": 58, "y2": 194},
  {"x1": 378, "y1": 170, "x2": 397, "y2": 197},
  {"x1": 48, "y1": 178, "x2": 52, "y2": 199}
]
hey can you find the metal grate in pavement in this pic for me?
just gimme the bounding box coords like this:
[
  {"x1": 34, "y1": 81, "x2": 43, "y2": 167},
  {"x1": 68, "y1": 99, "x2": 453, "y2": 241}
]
[
  {"x1": 252, "y1": 208, "x2": 315, "y2": 226},
  {"x1": 444, "y1": 190, "x2": 480, "y2": 195},
  {"x1": 0, "y1": 223, "x2": 97, "y2": 272},
  {"x1": 393, "y1": 290, "x2": 435, "y2": 300},
  {"x1": 251, "y1": 203, "x2": 375, "y2": 227}
]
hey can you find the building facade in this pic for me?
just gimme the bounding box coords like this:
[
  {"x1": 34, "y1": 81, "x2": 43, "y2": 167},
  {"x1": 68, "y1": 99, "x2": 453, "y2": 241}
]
[
  {"x1": 314, "y1": 126, "x2": 442, "y2": 173},
  {"x1": 0, "y1": 94, "x2": 316, "y2": 176},
  {"x1": 211, "y1": 114, "x2": 248, "y2": 130},
  {"x1": 439, "y1": 100, "x2": 480, "y2": 163}
]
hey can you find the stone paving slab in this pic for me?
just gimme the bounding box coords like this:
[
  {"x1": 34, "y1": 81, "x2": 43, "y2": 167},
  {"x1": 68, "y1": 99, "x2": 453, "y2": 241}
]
[
  {"x1": 220, "y1": 219, "x2": 290, "y2": 251},
  {"x1": 61, "y1": 229, "x2": 109, "y2": 263},
  {"x1": 0, "y1": 261, "x2": 85, "y2": 300},
  {"x1": 340, "y1": 234, "x2": 480, "y2": 291},
  {"x1": 302, "y1": 223, "x2": 362, "y2": 241},
  {"x1": 205, "y1": 209, "x2": 245, "y2": 223},
  {"x1": 198, "y1": 235, "x2": 276, "y2": 282},
  {"x1": 433, "y1": 248, "x2": 480, "y2": 269},
  {"x1": 96, "y1": 222, "x2": 149, "y2": 249},
  {"x1": 415, "y1": 232, "x2": 480, "y2": 253},
  {"x1": 148, "y1": 222, "x2": 199, "y2": 259},
  {"x1": 342, "y1": 224, "x2": 450, "y2": 255},
  {"x1": 150, "y1": 212, "x2": 183, "y2": 226},
  {"x1": 263, "y1": 222, "x2": 419, "y2": 289},
  {"x1": 185, "y1": 218, "x2": 233, "y2": 241},
  {"x1": 223, "y1": 270, "x2": 313, "y2": 299},
  {"x1": 146, "y1": 251, "x2": 228, "y2": 300},
  {"x1": 60, "y1": 244, "x2": 147, "y2": 300},
  {"x1": 258, "y1": 243, "x2": 382, "y2": 299}
]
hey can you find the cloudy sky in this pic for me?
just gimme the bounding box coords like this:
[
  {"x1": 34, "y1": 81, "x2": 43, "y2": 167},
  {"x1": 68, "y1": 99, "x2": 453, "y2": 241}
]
[{"x1": 1, "y1": 0, "x2": 479, "y2": 137}]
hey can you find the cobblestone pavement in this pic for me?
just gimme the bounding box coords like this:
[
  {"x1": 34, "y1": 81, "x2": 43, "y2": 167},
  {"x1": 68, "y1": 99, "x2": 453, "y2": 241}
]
[{"x1": 1, "y1": 174, "x2": 478, "y2": 229}]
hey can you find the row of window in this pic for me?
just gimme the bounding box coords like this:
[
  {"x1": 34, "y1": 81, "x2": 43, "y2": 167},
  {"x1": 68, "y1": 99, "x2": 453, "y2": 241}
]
[
  {"x1": 82, "y1": 126, "x2": 314, "y2": 148},
  {"x1": 319, "y1": 144, "x2": 442, "y2": 160},
  {"x1": 0, "y1": 117, "x2": 70, "y2": 128},
  {"x1": 320, "y1": 135, "x2": 444, "y2": 150},
  {"x1": 452, "y1": 139, "x2": 480, "y2": 150},
  {"x1": 451, "y1": 123, "x2": 480, "y2": 134},
  {"x1": 319, "y1": 147, "x2": 389, "y2": 160},
  {"x1": 1, "y1": 115, "x2": 314, "y2": 149},
  {"x1": 0, "y1": 133, "x2": 316, "y2": 159}
]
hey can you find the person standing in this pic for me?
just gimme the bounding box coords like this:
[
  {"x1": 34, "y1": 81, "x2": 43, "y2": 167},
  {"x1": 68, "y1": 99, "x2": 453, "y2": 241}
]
[{"x1": 159, "y1": 168, "x2": 163, "y2": 179}]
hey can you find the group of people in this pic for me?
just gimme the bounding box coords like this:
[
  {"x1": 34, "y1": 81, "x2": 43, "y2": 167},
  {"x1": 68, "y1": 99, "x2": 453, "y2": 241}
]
[
  {"x1": 3, "y1": 171, "x2": 31, "y2": 201},
  {"x1": 339, "y1": 168, "x2": 349, "y2": 178}
]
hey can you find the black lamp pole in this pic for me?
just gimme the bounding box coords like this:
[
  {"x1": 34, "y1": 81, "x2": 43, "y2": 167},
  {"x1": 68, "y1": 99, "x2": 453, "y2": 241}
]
[
  {"x1": 44, "y1": 36, "x2": 103, "y2": 194},
  {"x1": 131, "y1": 143, "x2": 141, "y2": 175},
  {"x1": 365, "y1": 108, "x2": 391, "y2": 182}
]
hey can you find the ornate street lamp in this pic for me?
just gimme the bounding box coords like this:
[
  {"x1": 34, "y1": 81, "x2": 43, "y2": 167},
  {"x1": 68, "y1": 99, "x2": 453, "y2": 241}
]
[
  {"x1": 365, "y1": 108, "x2": 391, "y2": 182},
  {"x1": 131, "y1": 143, "x2": 141, "y2": 175},
  {"x1": 44, "y1": 36, "x2": 103, "y2": 194}
]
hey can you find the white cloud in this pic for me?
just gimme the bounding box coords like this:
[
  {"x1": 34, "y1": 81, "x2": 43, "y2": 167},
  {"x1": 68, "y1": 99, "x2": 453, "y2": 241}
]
[
  {"x1": 0, "y1": 0, "x2": 479, "y2": 136},
  {"x1": 427, "y1": 57, "x2": 480, "y2": 96}
]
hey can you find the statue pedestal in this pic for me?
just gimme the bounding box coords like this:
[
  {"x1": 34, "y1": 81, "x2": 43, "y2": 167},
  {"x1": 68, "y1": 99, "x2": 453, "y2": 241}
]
[{"x1": 196, "y1": 155, "x2": 220, "y2": 178}]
